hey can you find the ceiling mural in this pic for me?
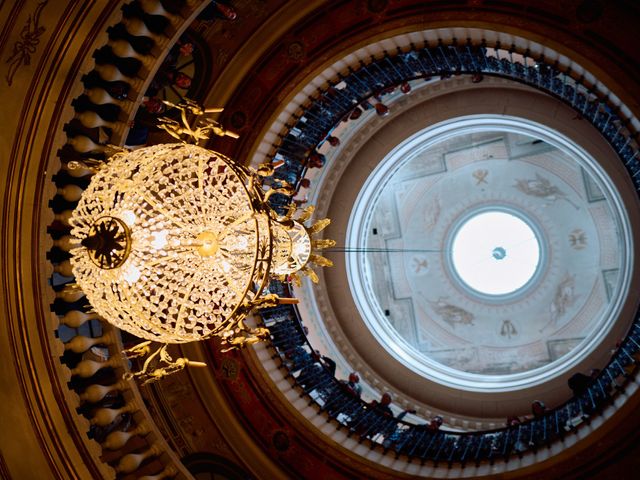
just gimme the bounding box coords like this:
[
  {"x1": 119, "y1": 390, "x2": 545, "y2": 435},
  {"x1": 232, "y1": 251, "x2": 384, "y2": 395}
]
[{"x1": 355, "y1": 123, "x2": 629, "y2": 381}]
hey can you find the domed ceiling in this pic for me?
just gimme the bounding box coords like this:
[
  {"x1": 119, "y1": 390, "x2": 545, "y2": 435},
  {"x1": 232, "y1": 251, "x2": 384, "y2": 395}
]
[
  {"x1": 4, "y1": 1, "x2": 640, "y2": 479},
  {"x1": 286, "y1": 66, "x2": 640, "y2": 419},
  {"x1": 348, "y1": 117, "x2": 631, "y2": 391}
]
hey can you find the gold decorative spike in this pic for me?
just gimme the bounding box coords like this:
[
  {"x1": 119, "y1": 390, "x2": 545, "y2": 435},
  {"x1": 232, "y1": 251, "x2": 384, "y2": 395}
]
[
  {"x1": 181, "y1": 98, "x2": 223, "y2": 116},
  {"x1": 67, "y1": 159, "x2": 103, "y2": 174},
  {"x1": 263, "y1": 182, "x2": 296, "y2": 202},
  {"x1": 289, "y1": 272, "x2": 302, "y2": 287},
  {"x1": 308, "y1": 217, "x2": 331, "y2": 234},
  {"x1": 104, "y1": 144, "x2": 131, "y2": 157},
  {"x1": 158, "y1": 99, "x2": 237, "y2": 145},
  {"x1": 62, "y1": 283, "x2": 83, "y2": 293},
  {"x1": 301, "y1": 265, "x2": 319, "y2": 283},
  {"x1": 220, "y1": 326, "x2": 271, "y2": 353},
  {"x1": 270, "y1": 202, "x2": 297, "y2": 223},
  {"x1": 123, "y1": 344, "x2": 207, "y2": 385},
  {"x1": 282, "y1": 203, "x2": 298, "y2": 221},
  {"x1": 198, "y1": 117, "x2": 239, "y2": 138},
  {"x1": 250, "y1": 293, "x2": 280, "y2": 309},
  {"x1": 297, "y1": 205, "x2": 315, "y2": 222},
  {"x1": 312, "y1": 238, "x2": 336, "y2": 250},
  {"x1": 256, "y1": 162, "x2": 277, "y2": 177},
  {"x1": 309, "y1": 254, "x2": 333, "y2": 267},
  {"x1": 123, "y1": 341, "x2": 152, "y2": 359}
]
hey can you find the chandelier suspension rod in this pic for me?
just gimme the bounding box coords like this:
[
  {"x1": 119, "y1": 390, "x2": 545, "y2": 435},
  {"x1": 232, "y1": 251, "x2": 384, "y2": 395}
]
[{"x1": 324, "y1": 247, "x2": 443, "y2": 253}]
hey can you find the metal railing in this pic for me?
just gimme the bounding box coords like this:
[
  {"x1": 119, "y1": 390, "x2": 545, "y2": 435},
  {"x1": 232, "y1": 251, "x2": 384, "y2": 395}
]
[
  {"x1": 260, "y1": 287, "x2": 640, "y2": 465},
  {"x1": 260, "y1": 40, "x2": 640, "y2": 465}
]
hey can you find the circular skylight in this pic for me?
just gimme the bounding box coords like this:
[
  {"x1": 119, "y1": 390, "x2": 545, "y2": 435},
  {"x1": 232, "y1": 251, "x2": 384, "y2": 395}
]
[{"x1": 450, "y1": 210, "x2": 541, "y2": 296}]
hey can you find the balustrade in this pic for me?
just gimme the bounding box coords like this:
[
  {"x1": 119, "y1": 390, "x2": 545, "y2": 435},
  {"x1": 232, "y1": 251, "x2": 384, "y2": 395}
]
[
  {"x1": 48, "y1": 1, "x2": 207, "y2": 478},
  {"x1": 259, "y1": 282, "x2": 640, "y2": 465},
  {"x1": 258, "y1": 41, "x2": 640, "y2": 454}
]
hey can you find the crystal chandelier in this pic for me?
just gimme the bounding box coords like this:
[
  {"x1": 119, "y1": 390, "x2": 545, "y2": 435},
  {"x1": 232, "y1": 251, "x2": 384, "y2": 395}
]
[{"x1": 68, "y1": 101, "x2": 333, "y2": 382}]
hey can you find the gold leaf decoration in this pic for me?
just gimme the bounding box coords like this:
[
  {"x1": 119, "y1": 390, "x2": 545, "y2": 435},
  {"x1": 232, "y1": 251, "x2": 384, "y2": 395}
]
[
  {"x1": 308, "y1": 218, "x2": 330, "y2": 234},
  {"x1": 309, "y1": 254, "x2": 333, "y2": 267},
  {"x1": 312, "y1": 238, "x2": 336, "y2": 250}
]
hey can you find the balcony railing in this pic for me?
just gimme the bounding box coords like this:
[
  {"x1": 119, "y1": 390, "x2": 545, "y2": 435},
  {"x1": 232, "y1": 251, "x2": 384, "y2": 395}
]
[
  {"x1": 266, "y1": 41, "x2": 639, "y2": 210},
  {"x1": 259, "y1": 41, "x2": 640, "y2": 465},
  {"x1": 50, "y1": 1, "x2": 209, "y2": 478},
  {"x1": 260, "y1": 285, "x2": 640, "y2": 466}
]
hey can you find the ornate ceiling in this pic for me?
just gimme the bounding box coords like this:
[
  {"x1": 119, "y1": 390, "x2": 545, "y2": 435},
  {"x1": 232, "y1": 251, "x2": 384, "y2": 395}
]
[
  {"x1": 2, "y1": 1, "x2": 640, "y2": 479},
  {"x1": 352, "y1": 120, "x2": 630, "y2": 385}
]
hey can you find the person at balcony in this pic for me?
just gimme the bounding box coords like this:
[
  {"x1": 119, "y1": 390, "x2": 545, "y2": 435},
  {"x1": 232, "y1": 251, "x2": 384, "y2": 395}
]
[
  {"x1": 374, "y1": 392, "x2": 394, "y2": 416},
  {"x1": 142, "y1": 97, "x2": 166, "y2": 114},
  {"x1": 568, "y1": 368, "x2": 607, "y2": 416},
  {"x1": 299, "y1": 178, "x2": 311, "y2": 189},
  {"x1": 341, "y1": 372, "x2": 362, "y2": 399},
  {"x1": 382, "y1": 408, "x2": 418, "y2": 449},
  {"x1": 353, "y1": 393, "x2": 415, "y2": 442},
  {"x1": 505, "y1": 416, "x2": 529, "y2": 453},
  {"x1": 295, "y1": 351, "x2": 322, "y2": 392},
  {"x1": 284, "y1": 345, "x2": 312, "y2": 376},
  {"x1": 270, "y1": 317, "x2": 306, "y2": 352},
  {"x1": 374, "y1": 86, "x2": 396, "y2": 101},
  {"x1": 531, "y1": 400, "x2": 547, "y2": 418},
  {"x1": 294, "y1": 196, "x2": 309, "y2": 207},
  {"x1": 296, "y1": 350, "x2": 336, "y2": 394},
  {"x1": 323, "y1": 372, "x2": 363, "y2": 420},
  {"x1": 347, "y1": 393, "x2": 385, "y2": 434},
  {"x1": 568, "y1": 370, "x2": 594, "y2": 397},
  {"x1": 348, "y1": 106, "x2": 363, "y2": 120},
  {"x1": 427, "y1": 415, "x2": 444, "y2": 432},
  {"x1": 506, "y1": 416, "x2": 521, "y2": 427},
  {"x1": 327, "y1": 135, "x2": 340, "y2": 147},
  {"x1": 307, "y1": 152, "x2": 326, "y2": 169},
  {"x1": 323, "y1": 359, "x2": 337, "y2": 380},
  {"x1": 400, "y1": 81, "x2": 412, "y2": 94},
  {"x1": 348, "y1": 392, "x2": 393, "y2": 440},
  {"x1": 198, "y1": 1, "x2": 238, "y2": 21},
  {"x1": 172, "y1": 72, "x2": 192, "y2": 90},
  {"x1": 314, "y1": 353, "x2": 338, "y2": 404},
  {"x1": 374, "y1": 102, "x2": 390, "y2": 117}
]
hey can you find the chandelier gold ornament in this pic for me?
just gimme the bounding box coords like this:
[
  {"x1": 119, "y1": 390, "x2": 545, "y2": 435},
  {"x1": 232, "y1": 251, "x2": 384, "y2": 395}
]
[{"x1": 68, "y1": 100, "x2": 332, "y2": 382}]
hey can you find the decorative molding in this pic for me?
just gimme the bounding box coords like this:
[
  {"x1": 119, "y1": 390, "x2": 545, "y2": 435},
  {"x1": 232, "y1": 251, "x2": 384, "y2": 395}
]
[{"x1": 5, "y1": 0, "x2": 47, "y2": 86}]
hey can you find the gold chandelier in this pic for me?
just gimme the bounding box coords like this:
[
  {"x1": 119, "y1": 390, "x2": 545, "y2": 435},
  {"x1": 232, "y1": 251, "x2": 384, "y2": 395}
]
[{"x1": 69, "y1": 101, "x2": 334, "y2": 382}]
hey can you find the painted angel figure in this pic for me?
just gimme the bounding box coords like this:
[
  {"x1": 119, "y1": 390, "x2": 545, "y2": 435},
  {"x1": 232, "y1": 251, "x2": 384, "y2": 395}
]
[
  {"x1": 431, "y1": 297, "x2": 475, "y2": 328},
  {"x1": 514, "y1": 173, "x2": 579, "y2": 209}
]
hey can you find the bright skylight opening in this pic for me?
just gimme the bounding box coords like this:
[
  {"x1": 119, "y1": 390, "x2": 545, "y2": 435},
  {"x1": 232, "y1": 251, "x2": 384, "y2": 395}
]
[{"x1": 451, "y1": 211, "x2": 541, "y2": 295}]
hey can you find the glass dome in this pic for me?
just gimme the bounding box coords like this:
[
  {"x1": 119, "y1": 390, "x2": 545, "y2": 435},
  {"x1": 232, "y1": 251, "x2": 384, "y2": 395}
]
[{"x1": 346, "y1": 116, "x2": 632, "y2": 391}]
